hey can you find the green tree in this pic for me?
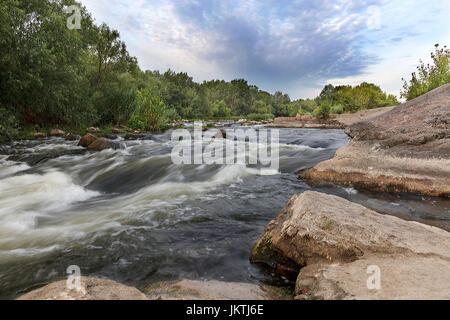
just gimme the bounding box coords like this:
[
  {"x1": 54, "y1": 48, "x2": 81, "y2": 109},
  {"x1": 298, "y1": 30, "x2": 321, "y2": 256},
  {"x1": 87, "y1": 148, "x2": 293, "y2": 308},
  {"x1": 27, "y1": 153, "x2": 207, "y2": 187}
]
[{"x1": 401, "y1": 44, "x2": 450, "y2": 100}]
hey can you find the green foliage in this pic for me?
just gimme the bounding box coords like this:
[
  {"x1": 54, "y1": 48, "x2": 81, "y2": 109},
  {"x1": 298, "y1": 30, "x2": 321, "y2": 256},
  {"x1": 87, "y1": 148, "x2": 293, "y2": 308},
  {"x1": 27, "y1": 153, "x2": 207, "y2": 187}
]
[
  {"x1": 330, "y1": 105, "x2": 344, "y2": 114},
  {"x1": 312, "y1": 83, "x2": 399, "y2": 114},
  {"x1": 401, "y1": 44, "x2": 450, "y2": 100},
  {"x1": 0, "y1": 107, "x2": 20, "y2": 143},
  {"x1": 313, "y1": 103, "x2": 331, "y2": 119},
  {"x1": 213, "y1": 100, "x2": 231, "y2": 117},
  {"x1": 128, "y1": 89, "x2": 167, "y2": 131}
]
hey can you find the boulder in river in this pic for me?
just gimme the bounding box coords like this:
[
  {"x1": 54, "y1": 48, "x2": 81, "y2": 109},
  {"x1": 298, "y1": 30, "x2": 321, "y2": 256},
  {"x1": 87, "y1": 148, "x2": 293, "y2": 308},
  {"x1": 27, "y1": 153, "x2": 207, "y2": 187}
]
[
  {"x1": 77, "y1": 133, "x2": 97, "y2": 148},
  {"x1": 250, "y1": 191, "x2": 450, "y2": 300},
  {"x1": 16, "y1": 277, "x2": 149, "y2": 300},
  {"x1": 87, "y1": 138, "x2": 118, "y2": 151}
]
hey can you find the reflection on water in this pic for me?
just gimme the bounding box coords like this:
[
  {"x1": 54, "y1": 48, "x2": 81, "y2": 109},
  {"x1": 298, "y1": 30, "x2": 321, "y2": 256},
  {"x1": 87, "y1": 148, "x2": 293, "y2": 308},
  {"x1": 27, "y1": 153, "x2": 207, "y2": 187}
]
[{"x1": 0, "y1": 127, "x2": 448, "y2": 299}]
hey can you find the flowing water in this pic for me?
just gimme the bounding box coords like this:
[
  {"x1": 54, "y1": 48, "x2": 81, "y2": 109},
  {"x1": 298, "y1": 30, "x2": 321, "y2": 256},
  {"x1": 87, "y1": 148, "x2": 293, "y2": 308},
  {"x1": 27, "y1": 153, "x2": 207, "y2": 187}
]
[{"x1": 0, "y1": 127, "x2": 449, "y2": 299}]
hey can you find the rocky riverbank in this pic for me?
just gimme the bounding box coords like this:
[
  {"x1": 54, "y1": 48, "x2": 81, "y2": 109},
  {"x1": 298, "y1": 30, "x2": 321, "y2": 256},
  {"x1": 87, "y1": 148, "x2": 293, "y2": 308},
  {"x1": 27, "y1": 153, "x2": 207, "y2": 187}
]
[
  {"x1": 16, "y1": 278, "x2": 289, "y2": 300},
  {"x1": 298, "y1": 84, "x2": 450, "y2": 197},
  {"x1": 250, "y1": 191, "x2": 450, "y2": 300},
  {"x1": 266, "y1": 106, "x2": 396, "y2": 130}
]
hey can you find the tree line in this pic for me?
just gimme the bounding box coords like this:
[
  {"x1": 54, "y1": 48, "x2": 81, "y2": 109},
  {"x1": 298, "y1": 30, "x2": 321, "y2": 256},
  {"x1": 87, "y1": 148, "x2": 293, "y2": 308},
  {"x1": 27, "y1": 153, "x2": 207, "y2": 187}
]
[{"x1": 3, "y1": 1, "x2": 445, "y2": 143}]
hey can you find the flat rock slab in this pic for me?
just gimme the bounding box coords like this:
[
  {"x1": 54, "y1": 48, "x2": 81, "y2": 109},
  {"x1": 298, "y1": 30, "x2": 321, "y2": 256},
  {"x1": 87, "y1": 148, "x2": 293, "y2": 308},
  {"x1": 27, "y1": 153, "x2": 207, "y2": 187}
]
[
  {"x1": 144, "y1": 279, "x2": 278, "y2": 300},
  {"x1": 299, "y1": 84, "x2": 450, "y2": 197},
  {"x1": 250, "y1": 191, "x2": 450, "y2": 300},
  {"x1": 299, "y1": 141, "x2": 450, "y2": 197},
  {"x1": 334, "y1": 106, "x2": 395, "y2": 126},
  {"x1": 16, "y1": 277, "x2": 149, "y2": 300}
]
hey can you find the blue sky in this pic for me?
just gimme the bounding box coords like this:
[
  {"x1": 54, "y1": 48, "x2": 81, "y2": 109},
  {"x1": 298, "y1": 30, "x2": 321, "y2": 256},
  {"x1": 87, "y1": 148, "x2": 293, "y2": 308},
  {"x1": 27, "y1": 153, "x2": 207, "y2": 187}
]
[{"x1": 80, "y1": 0, "x2": 450, "y2": 99}]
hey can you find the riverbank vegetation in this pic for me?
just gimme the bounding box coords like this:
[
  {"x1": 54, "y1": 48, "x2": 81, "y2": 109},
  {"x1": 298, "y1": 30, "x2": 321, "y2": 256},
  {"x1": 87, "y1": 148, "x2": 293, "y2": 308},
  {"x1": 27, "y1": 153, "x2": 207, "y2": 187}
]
[
  {"x1": 1, "y1": 0, "x2": 432, "y2": 144},
  {"x1": 401, "y1": 44, "x2": 450, "y2": 100}
]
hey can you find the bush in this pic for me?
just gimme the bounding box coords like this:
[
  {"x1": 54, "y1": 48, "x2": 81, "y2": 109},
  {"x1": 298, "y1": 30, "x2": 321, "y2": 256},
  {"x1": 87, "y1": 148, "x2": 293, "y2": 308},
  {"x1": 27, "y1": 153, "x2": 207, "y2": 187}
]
[
  {"x1": 313, "y1": 104, "x2": 331, "y2": 119},
  {"x1": 128, "y1": 89, "x2": 168, "y2": 131},
  {"x1": 330, "y1": 105, "x2": 344, "y2": 114}
]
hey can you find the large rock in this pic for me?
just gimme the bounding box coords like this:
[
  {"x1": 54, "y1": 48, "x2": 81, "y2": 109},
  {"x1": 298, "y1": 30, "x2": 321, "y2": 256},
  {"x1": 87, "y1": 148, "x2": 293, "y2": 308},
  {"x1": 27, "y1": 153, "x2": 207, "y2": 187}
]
[
  {"x1": 299, "y1": 84, "x2": 450, "y2": 196},
  {"x1": 334, "y1": 106, "x2": 395, "y2": 126},
  {"x1": 250, "y1": 191, "x2": 450, "y2": 300},
  {"x1": 16, "y1": 277, "x2": 149, "y2": 300},
  {"x1": 86, "y1": 138, "x2": 118, "y2": 151},
  {"x1": 144, "y1": 279, "x2": 286, "y2": 300},
  {"x1": 77, "y1": 133, "x2": 97, "y2": 148}
]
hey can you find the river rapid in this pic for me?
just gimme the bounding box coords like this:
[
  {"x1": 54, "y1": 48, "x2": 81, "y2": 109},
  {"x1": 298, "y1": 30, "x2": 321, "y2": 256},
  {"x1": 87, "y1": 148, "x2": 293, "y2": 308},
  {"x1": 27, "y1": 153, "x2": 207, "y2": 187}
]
[{"x1": 0, "y1": 127, "x2": 448, "y2": 299}]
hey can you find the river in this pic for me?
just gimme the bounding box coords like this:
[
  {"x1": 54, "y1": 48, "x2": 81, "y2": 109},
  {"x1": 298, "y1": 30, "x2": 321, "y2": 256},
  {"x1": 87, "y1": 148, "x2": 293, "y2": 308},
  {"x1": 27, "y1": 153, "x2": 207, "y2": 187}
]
[{"x1": 0, "y1": 127, "x2": 448, "y2": 299}]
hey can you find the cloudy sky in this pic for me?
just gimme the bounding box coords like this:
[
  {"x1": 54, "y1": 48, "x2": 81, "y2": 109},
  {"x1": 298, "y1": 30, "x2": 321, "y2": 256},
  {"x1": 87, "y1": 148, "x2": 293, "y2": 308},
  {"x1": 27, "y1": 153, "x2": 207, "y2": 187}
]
[{"x1": 80, "y1": 0, "x2": 450, "y2": 99}]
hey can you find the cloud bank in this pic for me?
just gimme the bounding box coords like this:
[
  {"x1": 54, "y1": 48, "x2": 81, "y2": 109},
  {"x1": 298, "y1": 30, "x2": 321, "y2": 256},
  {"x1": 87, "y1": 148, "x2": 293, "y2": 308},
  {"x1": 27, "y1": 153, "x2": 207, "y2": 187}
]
[{"x1": 81, "y1": 0, "x2": 450, "y2": 98}]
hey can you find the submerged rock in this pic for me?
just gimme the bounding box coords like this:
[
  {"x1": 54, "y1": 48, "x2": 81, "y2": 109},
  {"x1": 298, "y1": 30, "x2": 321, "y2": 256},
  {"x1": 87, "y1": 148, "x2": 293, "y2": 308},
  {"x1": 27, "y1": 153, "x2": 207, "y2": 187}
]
[
  {"x1": 6, "y1": 149, "x2": 87, "y2": 166},
  {"x1": 105, "y1": 134, "x2": 118, "y2": 140},
  {"x1": 250, "y1": 191, "x2": 450, "y2": 300},
  {"x1": 16, "y1": 277, "x2": 149, "y2": 300},
  {"x1": 299, "y1": 84, "x2": 450, "y2": 197},
  {"x1": 124, "y1": 133, "x2": 151, "y2": 140},
  {"x1": 65, "y1": 134, "x2": 81, "y2": 141}
]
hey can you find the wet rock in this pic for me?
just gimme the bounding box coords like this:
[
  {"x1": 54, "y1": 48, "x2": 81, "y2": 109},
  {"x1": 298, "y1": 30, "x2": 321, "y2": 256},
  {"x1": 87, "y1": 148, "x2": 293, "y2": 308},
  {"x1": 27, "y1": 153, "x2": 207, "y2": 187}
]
[
  {"x1": 16, "y1": 277, "x2": 149, "y2": 300},
  {"x1": 105, "y1": 134, "x2": 118, "y2": 140},
  {"x1": 124, "y1": 133, "x2": 151, "y2": 140},
  {"x1": 49, "y1": 129, "x2": 66, "y2": 136},
  {"x1": 65, "y1": 134, "x2": 80, "y2": 141},
  {"x1": 6, "y1": 149, "x2": 87, "y2": 166},
  {"x1": 77, "y1": 133, "x2": 97, "y2": 148},
  {"x1": 87, "y1": 138, "x2": 119, "y2": 151},
  {"x1": 250, "y1": 191, "x2": 450, "y2": 300}
]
